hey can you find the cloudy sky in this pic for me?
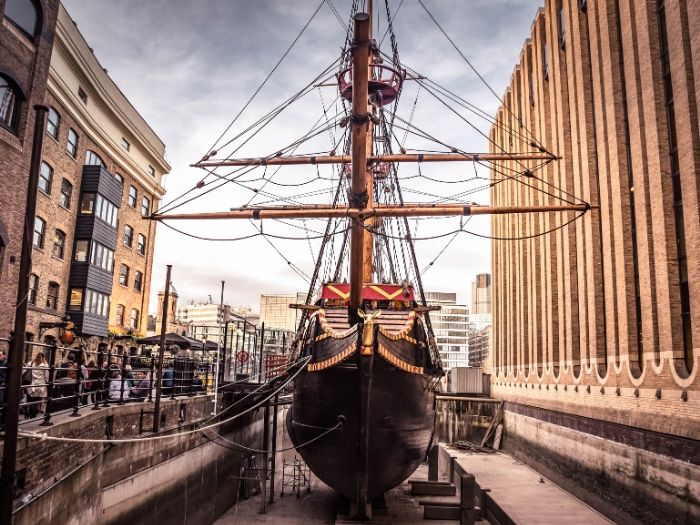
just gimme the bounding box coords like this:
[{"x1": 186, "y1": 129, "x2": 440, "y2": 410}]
[{"x1": 62, "y1": 0, "x2": 542, "y2": 312}]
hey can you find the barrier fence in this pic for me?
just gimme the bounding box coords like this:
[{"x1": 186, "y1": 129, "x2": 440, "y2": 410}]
[{"x1": 0, "y1": 337, "x2": 215, "y2": 431}]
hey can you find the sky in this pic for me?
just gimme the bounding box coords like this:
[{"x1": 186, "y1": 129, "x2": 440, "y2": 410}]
[{"x1": 62, "y1": 0, "x2": 542, "y2": 313}]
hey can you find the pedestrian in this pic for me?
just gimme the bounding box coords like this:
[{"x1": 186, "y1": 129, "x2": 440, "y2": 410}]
[
  {"x1": 109, "y1": 369, "x2": 130, "y2": 401},
  {"x1": 25, "y1": 353, "x2": 48, "y2": 417},
  {"x1": 129, "y1": 371, "x2": 152, "y2": 399}
]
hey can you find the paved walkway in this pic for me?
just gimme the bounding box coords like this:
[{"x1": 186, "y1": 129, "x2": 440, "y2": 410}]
[{"x1": 443, "y1": 445, "x2": 614, "y2": 525}]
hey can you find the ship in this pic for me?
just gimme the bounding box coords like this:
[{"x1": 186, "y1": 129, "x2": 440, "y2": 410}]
[{"x1": 151, "y1": 1, "x2": 590, "y2": 519}]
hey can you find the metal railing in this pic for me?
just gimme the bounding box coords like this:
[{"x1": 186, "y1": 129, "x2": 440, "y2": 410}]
[{"x1": 0, "y1": 337, "x2": 215, "y2": 430}]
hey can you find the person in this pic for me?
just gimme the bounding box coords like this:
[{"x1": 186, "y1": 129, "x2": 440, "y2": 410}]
[
  {"x1": 109, "y1": 370, "x2": 130, "y2": 401},
  {"x1": 54, "y1": 352, "x2": 78, "y2": 398},
  {"x1": 25, "y1": 353, "x2": 48, "y2": 417},
  {"x1": 162, "y1": 365, "x2": 174, "y2": 395},
  {"x1": 192, "y1": 372, "x2": 204, "y2": 393},
  {"x1": 129, "y1": 372, "x2": 152, "y2": 399},
  {"x1": 83, "y1": 359, "x2": 96, "y2": 405}
]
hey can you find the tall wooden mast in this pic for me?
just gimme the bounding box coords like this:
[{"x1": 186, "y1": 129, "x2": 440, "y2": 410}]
[{"x1": 349, "y1": 11, "x2": 372, "y2": 315}]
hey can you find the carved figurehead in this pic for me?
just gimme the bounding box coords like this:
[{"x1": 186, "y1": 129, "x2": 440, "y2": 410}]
[{"x1": 357, "y1": 309, "x2": 381, "y2": 355}]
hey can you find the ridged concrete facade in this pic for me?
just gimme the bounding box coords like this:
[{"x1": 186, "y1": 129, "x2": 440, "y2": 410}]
[{"x1": 489, "y1": 1, "x2": 699, "y2": 522}]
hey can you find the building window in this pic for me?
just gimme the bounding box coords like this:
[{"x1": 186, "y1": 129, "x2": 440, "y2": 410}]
[
  {"x1": 543, "y1": 42, "x2": 549, "y2": 80},
  {"x1": 579, "y1": 0, "x2": 587, "y2": 11},
  {"x1": 33, "y1": 216, "x2": 45, "y2": 248},
  {"x1": 119, "y1": 263, "x2": 129, "y2": 286},
  {"x1": 78, "y1": 86, "x2": 88, "y2": 104},
  {"x1": 134, "y1": 270, "x2": 143, "y2": 292},
  {"x1": 81, "y1": 193, "x2": 118, "y2": 227},
  {"x1": 0, "y1": 75, "x2": 21, "y2": 131},
  {"x1": 4, "y1": 0, "x2": 40, "y2": 38},
  {"x1": 123, "y1": 224, "x2": 134, "y2": 247},
  {"x1": 85, "y1": 289, "x2": 109, "y2": 317},
  {"x1": 46, "y1": 107, "x2": 60, "y2": 138},
  {"x1": 39, "y1": 161, "x2": 52, "y2": 194},
  {"x1": 73, "y1": 239, "x2": 88, "y2": 262},
  {"x1": 52, "y1": 229, "x2": 65, "y2": 259},
  {"x1": 59, "y1": 178, "x2": 73, "y2": 208},
  {"x1": 90, "y1": 241, "x2": 114, "y2": 273},
  {"x1": 148, "y1": 165, "x2": 155, "y2": 178},
  {"x1": 529, "y1": 70, "x2": 535, "y2": 107},
  {"x1": 84, "y1": 149, "x2": 105, "y2": 167},
  {"x1": 558, "y1": 5, "x2": 566, "y2": 49},
  {"x1": 114, "y1": 173, "x2": 124, "y2": 185},
  {"x1": 141, "y1": 196, "x2": 150, "y2": 216},
  {"x1": 68, "y1": 288, "x2": 83, "y2": 310},
  {"x1": 121, "y1": 137, "x2": 130, "y2": 151},
  {"x1": 136, "y1": 234, "x2": 146, "y2": 255},
  {"x1": 67, "y1": 128, "x2": 78, "y2": 157},
  {"x1": 128, "y1": 185, "x2": 137, "y2": 207},
  {"x1": 130, "y1": 308, "x2": 139, "y2": 329},
  {"x1": 46, "y1": 281, "x2": 59, "y2": 310},
  {"x1": 28, "y1": 273, "x2": 38, "y2": 305},
  {"x1": 115, "y1": 304, "x2": 125, "y2": 325}
]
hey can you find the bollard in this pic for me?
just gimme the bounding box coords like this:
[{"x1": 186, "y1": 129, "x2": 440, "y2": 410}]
[
  {"x1": 460, "y1": 473, "x2": 476, "y2": 525},
  {"x1": 428, "y1": 444, "x2": 439, "y2": 481},
  {"x1": 41, "y1": 342, "x2": 58, "y2": 426}
]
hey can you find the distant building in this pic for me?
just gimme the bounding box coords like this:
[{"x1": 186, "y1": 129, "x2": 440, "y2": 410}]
[
  {"x1": 176, "y1": 300, "x2": 233, "y2": 345},
  {"x1": 425, "y1": 292, "x2": 469, "y2": 369},
  {"x1": 259, "y1": 292, "x2": 305, "y2": 331},
  {"x1": 470, "y1": 273, "x2": 492, "y2": 315},
  {"x1": 148, "y1": 286, "x2": 188, "y2": 336},
  {"x1": 467, "y1": 325, "x2": 491, "y2": 369}
]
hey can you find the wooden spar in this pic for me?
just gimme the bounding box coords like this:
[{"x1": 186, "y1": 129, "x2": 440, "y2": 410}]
[
  {"x1": 349, "y1": 12, "x2": 371, "y2": 315},
  {"x1": 150, "y1": 203, "x2": 591, "y2": 221},
  {"x1": 192, "y1": 152, "x2": 557, "y2": 168}
]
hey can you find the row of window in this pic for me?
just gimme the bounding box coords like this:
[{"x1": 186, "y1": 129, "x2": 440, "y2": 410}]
[
  {"x1": 118, "y1": 264, "x2": 143, "y2": 292},
  {"x1": 28, "y1": 275, "x2": 59, "y2": 310},
  {"x1": 80, "y1": 193, "x2": 119, "y2": 228},
  {"x1": 123, "y1": 225, "x2": 147, "y2": 254}
]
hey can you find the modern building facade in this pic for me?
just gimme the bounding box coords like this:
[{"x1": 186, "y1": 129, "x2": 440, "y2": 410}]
[
  {"x1": 425, "y1": 291, "x2": 470, "y2": 369},
  {"x1": 490, "y1": 1, "x2": 699, "y2": 522},
  {"x1": 0, "y1": 0, "x2": 61, "y2": 338},
  {"x1": 258, "y1": 292, "x2": 305, "y2": 332},
  {"x1": 470, "y1": 273, "x2": 492, "y2": 315},
  {"x1": 467, "y1": 325, "x2": 491, "y2": 369},
  {"x1": 23, "y1": 3, "x2": 169, "y2": 341}
]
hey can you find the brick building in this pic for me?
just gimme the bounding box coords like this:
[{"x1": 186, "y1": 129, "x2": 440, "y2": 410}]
[
  {"x1": 24, "y1": 3, "x2": 169, "y2": 342},
  {"x1": 0, "y1": 0, "x2": 60, "y2": 338},
  {"x1": 489, "y1": 1, "x2": 699, "y2": 522}
]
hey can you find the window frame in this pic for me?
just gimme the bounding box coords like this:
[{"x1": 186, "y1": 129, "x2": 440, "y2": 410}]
[
  {"x1": 115, "y1": 304, "x2": 125, "y2": 325},
  {"x1": 39, "y1": 161, "x2": 53, "y2": 194},
  {"x1": 123, "y1": 224, "x2": 134, "y2": 247},
  {"x1": 133, "y1": 270, "x2": 143, "y2": 292},
  {"x1": 52, "y1": 229, "x2": 66, "y2": 259},
  {"x1": 136, "y1": 233, "x2": 146, "y2": 255},
  {"x1": 84, "y1": 149, "x2": 106, "y2": 168},
  {"x1": 33, "y1": 216, "x2": 45, "y2": 249},
  {"x1": 46, "y1": 106, "x2": 60, "y2": 139},
  {"x1": 28, "y1": 273, "x2": 38, "y2": 305},
  {"x1": 59, "y1": 178, "x2": 73, "y2": 209},
  {"x1": 119, "y1": 263, "x2": 129, "y2": 286},
  {"x1": 141, "y1": 196, "x2": 150, "y2": 216},
  {"x1": 4, "y1": 0, "x2": 42, "y2": 39},
  {"x1": 46, "y1": 281, "x2": 59, "y2": 310},
  {"x1": 0, "y1": 74, "x2": 22, "y2": 132},
  {"x1": 66, "y1": 128, "x2": 78, "y2": 157},
  {"x1": 130, "y1": 308, "x2": 139, "y2": 329},
  {"x1": 121, "y1": 137, "x2": 130, "y2": 151},
  {"x1": 128, "y1": 185, "x2": 137, "y2": 207}
]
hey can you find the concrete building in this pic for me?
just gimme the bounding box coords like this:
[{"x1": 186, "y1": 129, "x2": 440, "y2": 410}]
[
  {"x1": 490, "y1": 1, "x2": 700, "y2": 522},
  {"x1": 177, "y1": 300, "x2": 231, "y2": 344},
  {"x1": 425, "y1": 291, "x2": 469, "y2": 369},
  {"x1": 0, "y1": 0, "x2": 61, "y2": 338},
  {"x1": 467, "y1": 325, "x2": 491, "y2": 369},
  {"x1": 470, "y1": 273, "x2": 492, "y2": 315},
  {"x1": 258, "y1": 292, "x2": 305, "y2": 332},
  {"x1": 21, "y1": 3, "x2": 170, "y2": 341}
]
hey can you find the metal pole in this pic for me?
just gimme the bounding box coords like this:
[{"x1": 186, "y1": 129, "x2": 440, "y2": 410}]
[
  {"x1": 258, "y1": 322, "x2": 265, "y2": 383},
  {"x1": 0, "y1": 105, "x2": 49, "y2": 524},
  {"x1": 269, "y1": 392, "x2": 279, "y2": 504},
  {"x1": 261, "y1": 399, "x2": 270, "y2": 514},
  {"x1": 221, "y1": 320, "x2": 229, "y2": 384},
  {"x1": 152, "y1": 264, "x2": 172, "y2": 433},
  {"x1": 213, "y1": 280, "x2": 224, "y2": 412}
]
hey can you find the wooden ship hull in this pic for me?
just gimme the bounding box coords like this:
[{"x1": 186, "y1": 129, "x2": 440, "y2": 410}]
[{"x1": 287, "y1": 285, "x2": 441, "y2": 516}]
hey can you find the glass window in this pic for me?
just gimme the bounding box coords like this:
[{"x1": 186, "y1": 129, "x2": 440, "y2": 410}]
[
  {"x1": 119, "y1": 264, "x2": 129, "y2": 286},
  {"x1": 123, "y1": 224, "x2": 134, "y2": 247},
  {"x1": 114, "y1": 173, "x2": 124, "y2": 185},
  {"x1": 128, "y1": 185, "x2": 137, "y2": 207},
  {"x1": 80, "y1": 193, "x2": 95, "y2": 215},
  {"x1": 46, "y1": 281, "x2": 59, "y2": 310},
  {"x1": 121, "y1": 137, "x2": 130, "y2": 151},
  {"x1": 69, "y1": 288, "x2": 83, "y2": 310},
  {"x1": 136, "y1": 233, "x2": 146, "y2": 255},
  {"x1": 39, "y1": 161, "x2": 52, "y2": 194},
  {"x1": 67, "y1": 128, "x2": 78, "y2": 157},
  {"x1": 134, "y1": 270, "x2": 143, "y2": 292},
  {"x1": 46, "y1": 107, "x2": 59, "y2": 138},
  {"x1": 93, "y1": 194, "x2": 118, "y2": 227},
  {"x1": 28, "y1": 273, "x2": 38, "y2": 305},
  {"x1": 83, "y1": 289, "x2": 109, "y2": 317},
  {"x1": 130, "y1": 308, "x2": 139, "y2": 329},
  {"x1": 78, "y1": 86, "x2": 88, "y2": 104},
  {"x1": 4, "y1": 0, "x2": 40, "y2": 37},
  {"x1": 558, "y1": 5, "x2": 566, "y2": 48},
  {"x1": 115, "y1": 304, "x2": 124, "y2": 325},
  {"x1": 148, "y1": 165, "x2": 156, "y2": 178},
  {"x1": 33, "y1": 216, "x2": 45, "y2": 248},
  {"x1": 52, "y1": 229, "x2": 65, "y2": 259},
  {"x1": 141, "y1": 196, "x2": 150, "y2": 216},
  {"x1": 0, "y1": 75, "x2": 20, "y2": 131},
  {"x1": 90, "y1": 241, "x2": 115, "y2": 273},
  {"x1": 59, "y1": 178, "x2": 72, "y2": 208},
  {"x1": 84, "y1": 149, "x2": 105, "y2": 167},
  {"x1": 543, "y1": 42, "x2": 549, "y2": 79},
  {"x1": 579, "y1": 0, "x2": 587, "y2": 11},
  {"x1": 73, "y1": 239, "x2": 89, "y2": 262}
]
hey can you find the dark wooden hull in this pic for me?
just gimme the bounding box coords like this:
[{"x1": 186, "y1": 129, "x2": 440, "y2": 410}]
[{"x1": 286, "y1": 356, "x2": 435, "y2": 502}]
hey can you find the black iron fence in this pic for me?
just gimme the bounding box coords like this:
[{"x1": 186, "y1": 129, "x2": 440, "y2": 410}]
[{"x1": 0, "y1": 337, "x2": 215, "y2": 431}]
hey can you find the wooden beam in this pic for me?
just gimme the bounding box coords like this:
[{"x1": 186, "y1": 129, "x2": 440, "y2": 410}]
[
  {"x1": 151, "y1": 203, "x2": 591, "y2": 221},
  {"x1": 192, "y1": 152, "x2": 558, "y2": 168}
]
